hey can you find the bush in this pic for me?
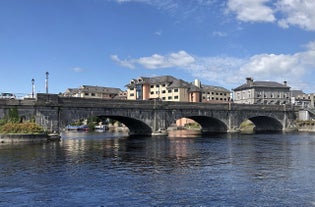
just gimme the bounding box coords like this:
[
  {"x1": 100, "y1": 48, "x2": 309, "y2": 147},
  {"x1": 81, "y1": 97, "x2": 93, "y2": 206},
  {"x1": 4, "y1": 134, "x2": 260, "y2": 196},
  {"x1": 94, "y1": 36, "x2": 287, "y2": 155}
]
[{"x1": 0, "y1": 122, "x2": 45, "y2": 134}]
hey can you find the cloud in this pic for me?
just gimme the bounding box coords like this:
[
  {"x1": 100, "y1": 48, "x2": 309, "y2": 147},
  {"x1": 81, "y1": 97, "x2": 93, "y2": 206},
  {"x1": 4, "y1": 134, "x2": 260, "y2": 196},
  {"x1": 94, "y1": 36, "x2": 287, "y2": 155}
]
[
  {"x1": 111, "y1": 51, "x2": 195, "y2": 69},
  {"x1": 227, "y1": 0, "x2": 315, "y2": 31},
  {"x1": 110, "y1": 55, "x2": 136, "y2": 69},
  {"x1": 111, "y1": 41, "x2": 315, "y2": 91},
  {"x1": 72, "y1": 67, "x2": 85, "y2": 72},
  {"x1": 227, "y1": 0, "x2": 276, "y2": 23},
  {"x1": 276, "y1": 0, "x2": 315, "y2": 30},
  {"x1": 212, "y1": 31, "x2": 227, "y2": 37}
]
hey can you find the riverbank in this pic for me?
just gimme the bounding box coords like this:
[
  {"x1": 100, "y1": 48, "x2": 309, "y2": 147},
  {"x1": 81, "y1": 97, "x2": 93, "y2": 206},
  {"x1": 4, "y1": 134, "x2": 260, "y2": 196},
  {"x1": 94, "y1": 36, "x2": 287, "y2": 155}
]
[
  {"x1": 0, "y1": 133, "x2": 61, "y2": 143},
  {"x1": 296, "y1": 120, "x2": 315, "y2": 132}
]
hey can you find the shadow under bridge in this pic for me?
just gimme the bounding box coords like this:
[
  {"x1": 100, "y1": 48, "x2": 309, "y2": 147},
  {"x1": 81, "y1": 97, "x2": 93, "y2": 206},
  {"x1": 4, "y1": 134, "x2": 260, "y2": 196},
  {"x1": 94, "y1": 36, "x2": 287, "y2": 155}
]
[
  {"x1": 249, "y1": 116, "x2": 283, "y2": 133},
  {"x1": 188, "y1": 116, "x2": 228, "y2": 134},
  {"x1": 98, "y1": 115, "x2": 152, "y2": 136}
]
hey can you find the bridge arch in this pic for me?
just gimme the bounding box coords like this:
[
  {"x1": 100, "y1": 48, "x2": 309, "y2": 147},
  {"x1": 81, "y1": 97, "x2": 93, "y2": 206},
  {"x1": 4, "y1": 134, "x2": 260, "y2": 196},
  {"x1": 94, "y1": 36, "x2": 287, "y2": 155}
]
[
  {"x1": 248, "y1": 116, "x2": 283, "y2": 132},
  {"x1": 184, "y1": 116, "x2": 228, "y2": 134},
  {"x1": 97, "y1": 115, "x2": 152, "y2": 136}
]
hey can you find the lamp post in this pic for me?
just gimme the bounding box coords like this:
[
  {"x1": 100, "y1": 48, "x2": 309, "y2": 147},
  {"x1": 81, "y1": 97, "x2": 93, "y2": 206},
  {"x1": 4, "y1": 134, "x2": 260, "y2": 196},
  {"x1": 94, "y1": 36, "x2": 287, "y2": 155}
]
[
  {"x1": 45, "y1": 72, "x2": 49, "y2": 94},
  {"x1": 31, "y1": 78, "x2": 35, "y2": 98}
]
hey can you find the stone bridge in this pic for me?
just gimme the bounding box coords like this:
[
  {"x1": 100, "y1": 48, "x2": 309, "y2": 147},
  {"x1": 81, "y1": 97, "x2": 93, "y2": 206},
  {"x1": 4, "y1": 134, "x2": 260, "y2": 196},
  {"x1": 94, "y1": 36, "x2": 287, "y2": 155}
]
[{"x1": 0, "y1": 94, "x2": 298, "y2": 136}]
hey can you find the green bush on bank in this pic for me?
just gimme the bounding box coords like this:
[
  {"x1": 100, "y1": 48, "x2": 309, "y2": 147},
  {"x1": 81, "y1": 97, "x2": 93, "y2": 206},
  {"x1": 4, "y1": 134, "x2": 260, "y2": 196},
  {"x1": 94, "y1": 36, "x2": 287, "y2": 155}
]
[
  {"x1": 0, "y1": 122, "x2": 45, "y2": 134},
  {"x1": 0, "y1": 107, "x2": 45, "y2": 134}
]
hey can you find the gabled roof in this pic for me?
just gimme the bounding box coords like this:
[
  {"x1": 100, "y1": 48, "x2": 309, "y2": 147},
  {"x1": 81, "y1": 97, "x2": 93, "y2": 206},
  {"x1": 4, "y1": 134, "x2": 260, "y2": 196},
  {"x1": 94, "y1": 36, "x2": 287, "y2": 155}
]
[
  {"x1": 201, "y1": 84, "x2": 230, "y2": 93},
  {"x1": 80, "y1": 85, "x2": 123, "y2": 94},
  {"x1": 126, "y1": 75, "x2": 193, "y2": 89},
  {"x1": 233, "y1": 80, "x2": 290, "y2": 91}
]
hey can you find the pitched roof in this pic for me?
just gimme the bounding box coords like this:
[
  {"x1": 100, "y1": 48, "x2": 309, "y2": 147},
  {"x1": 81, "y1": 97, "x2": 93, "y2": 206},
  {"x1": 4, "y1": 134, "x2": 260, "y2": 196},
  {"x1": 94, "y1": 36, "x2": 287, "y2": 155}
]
[
  {"x1": 126, "y1": 75, "x2": 192, "y2": 89},
  {"x1": 201, "y1": 84, "x2": 230, "y2": 93},
  {"x1": 80, "y1": 85, "x2": 123, "y2": 94},
  {"x1": 233, "y1": 80, "x2": 290, "y2": 91}
]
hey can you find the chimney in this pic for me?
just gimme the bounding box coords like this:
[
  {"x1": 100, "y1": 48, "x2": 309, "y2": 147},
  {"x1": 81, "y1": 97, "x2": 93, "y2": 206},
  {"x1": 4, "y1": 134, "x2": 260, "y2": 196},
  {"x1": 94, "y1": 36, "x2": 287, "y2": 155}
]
[
  {"x1": 246, "y1": 77, "x2": 253, "y2": 86},
  {"x1": 194, "y1": 79, "x2": 201, "y2": 88},
  {"x1": 283, "y1": 81, "x2": 287, "y2": 86}
]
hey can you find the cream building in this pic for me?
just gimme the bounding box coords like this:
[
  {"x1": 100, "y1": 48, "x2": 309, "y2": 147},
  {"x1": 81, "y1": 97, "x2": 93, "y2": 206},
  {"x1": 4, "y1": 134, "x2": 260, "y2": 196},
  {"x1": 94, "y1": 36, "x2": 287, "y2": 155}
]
[
  {"x1": 126, "y1": 76, "x2": 197, "y2": 102},
  {"x1": 63, "y1": 85, "x2": 126, "y2": 100}
]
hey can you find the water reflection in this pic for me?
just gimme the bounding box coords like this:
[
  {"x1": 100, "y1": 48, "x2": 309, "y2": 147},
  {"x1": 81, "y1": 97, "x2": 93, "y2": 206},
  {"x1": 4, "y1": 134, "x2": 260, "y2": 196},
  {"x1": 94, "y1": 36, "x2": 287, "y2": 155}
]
[{"x1": 1, "y1": 131, "x2": 315, "y2": 206}]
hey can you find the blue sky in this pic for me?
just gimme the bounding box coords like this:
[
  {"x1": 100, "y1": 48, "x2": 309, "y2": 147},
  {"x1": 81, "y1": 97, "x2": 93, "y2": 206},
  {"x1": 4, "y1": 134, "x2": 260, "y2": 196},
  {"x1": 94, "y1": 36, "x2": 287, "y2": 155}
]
[{"x1": 1, "y1": 0, "x2": 315, "y2": 96}]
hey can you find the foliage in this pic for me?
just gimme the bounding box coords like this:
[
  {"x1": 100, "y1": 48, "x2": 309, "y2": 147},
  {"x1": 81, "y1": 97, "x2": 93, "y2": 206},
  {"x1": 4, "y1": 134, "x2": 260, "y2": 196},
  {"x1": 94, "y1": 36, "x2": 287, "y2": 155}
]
[
  {"x1": 0, "y1": 122, "x2": 44, "y2": 134},
  {"x1": 8, "y1": 107, "x2": 20, "y2": 123},
  {"x1": 184, "y1": 122, "x2": 201, "y2": 129}
]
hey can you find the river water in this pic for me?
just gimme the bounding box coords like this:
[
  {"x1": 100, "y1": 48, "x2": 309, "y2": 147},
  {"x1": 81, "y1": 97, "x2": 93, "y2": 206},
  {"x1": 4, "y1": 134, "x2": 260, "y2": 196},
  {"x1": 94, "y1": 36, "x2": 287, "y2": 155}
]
[{"x1": 1, "y1": 131, "x2": 315, "y2": 206}]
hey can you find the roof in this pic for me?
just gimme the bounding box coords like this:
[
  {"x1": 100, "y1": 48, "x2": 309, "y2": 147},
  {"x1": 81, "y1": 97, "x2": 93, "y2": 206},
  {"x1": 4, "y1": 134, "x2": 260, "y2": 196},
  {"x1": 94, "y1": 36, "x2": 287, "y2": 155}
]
[
  {"x1": 80, "y1": 85, "x2": 123, "y2": 94},
  {"x1": 126, "y1": 75, "x2": 193, "y2": 89},
  {"x1": 201, "y1": 84, "x2": 230, "y2": 93},
  {"x1": 233, "y1": 80, "x2": 290, "y2": 91}
]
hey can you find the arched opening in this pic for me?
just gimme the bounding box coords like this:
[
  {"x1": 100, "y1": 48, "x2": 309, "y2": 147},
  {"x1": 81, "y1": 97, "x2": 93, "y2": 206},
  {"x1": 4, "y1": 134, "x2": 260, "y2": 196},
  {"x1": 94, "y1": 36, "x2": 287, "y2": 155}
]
[
  {"x1": 167, "y1": 117, "x2": 202, "y2": 137},
  {"x1": 64, "y1": 115, "x2": 152, "y2": 136},
  {"x1": 104, "y1": 116, "x2": 152, "y2": 136},
  {"x1": 247, "y1": 116, "x2": 283, "y2": 133},
  {"x1": 169, "y1": 116, "x2": 227, "y2": 135}
]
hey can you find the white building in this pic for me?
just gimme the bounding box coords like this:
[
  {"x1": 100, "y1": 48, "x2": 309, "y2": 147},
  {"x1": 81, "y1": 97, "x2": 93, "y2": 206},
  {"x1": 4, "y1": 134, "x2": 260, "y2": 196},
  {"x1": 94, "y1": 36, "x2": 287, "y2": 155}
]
[{"x1": 233, "y1": 77, "x2": 291, "y2": 105}]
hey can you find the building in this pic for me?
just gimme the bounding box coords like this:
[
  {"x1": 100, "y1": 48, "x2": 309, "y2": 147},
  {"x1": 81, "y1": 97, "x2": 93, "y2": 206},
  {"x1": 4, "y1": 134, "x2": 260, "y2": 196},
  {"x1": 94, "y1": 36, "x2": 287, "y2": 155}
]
[
  {"x1": 291, "y1": 90, "x2": 314, "y2": 108},
  {"x1": 126, "y1": 76, "x2": 194, "y2": 102},
  {"x1": 200, "y1": 84, "x2": 231, "y2": 103},
  {"x1": 126, "y1": 75, "x2": 231, "y2": 103},
  {"x1": 233, "y1": 77, "x2": 291, "y2": 105},
  {"x1": 63, "y1": 85, "x2": 126, "y2": 100}
]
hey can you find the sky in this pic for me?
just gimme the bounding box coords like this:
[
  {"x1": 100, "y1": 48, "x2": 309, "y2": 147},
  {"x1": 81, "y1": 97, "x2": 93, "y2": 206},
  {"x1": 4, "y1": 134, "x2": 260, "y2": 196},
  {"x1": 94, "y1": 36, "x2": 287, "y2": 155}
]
[{"x1": 1, "y1": 0, "x2": 315, "y2": 96}]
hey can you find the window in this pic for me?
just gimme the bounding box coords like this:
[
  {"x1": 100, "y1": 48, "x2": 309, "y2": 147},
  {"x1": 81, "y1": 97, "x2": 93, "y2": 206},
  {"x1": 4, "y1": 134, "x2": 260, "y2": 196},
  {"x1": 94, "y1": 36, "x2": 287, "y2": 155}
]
[
  {"x1": 150, "y1": 85, "x2": 154, "y2": 88},
  {"x1": 162, "y1": 90, "x2": 166, "y2": 94},
  {"x1": 130, "y1": 93, "x2": 134, "y2": 96},
  {"x1": 174, "y1": 88, "x2": 178, "y2": 92},
  {"x1": 168, "y1": 89, "x2": 172, "y2": 93},
  {"x1": 150, "y1": 92, "x2": 154, "y2": 95},
  {"x1": 162, "y1": 97, "x2": 166, "y2": 100},
  {"x1": 174, "y1": 96, "x2": 179, "y2": 99},
  {"x1": 168, "y1": 96, "x2": 172, "y2": 100}
]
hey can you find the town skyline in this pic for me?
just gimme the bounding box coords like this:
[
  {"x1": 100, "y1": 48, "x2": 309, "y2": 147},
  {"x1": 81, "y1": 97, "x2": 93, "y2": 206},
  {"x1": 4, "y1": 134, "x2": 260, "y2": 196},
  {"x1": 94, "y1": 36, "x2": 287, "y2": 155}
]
[{"x1": 1, "y1": 0, "x2": 315, "y2": 95}]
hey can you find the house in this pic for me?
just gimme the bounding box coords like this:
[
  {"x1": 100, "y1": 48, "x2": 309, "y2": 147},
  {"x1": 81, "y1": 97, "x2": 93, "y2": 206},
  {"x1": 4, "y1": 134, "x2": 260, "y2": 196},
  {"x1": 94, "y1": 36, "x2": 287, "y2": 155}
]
[
  {"x1": 62, "y1": 85, "x2": 126, "y2": 100},
  {"x1": 232, "y1": 77, "x2": 291, "y2": 105}
]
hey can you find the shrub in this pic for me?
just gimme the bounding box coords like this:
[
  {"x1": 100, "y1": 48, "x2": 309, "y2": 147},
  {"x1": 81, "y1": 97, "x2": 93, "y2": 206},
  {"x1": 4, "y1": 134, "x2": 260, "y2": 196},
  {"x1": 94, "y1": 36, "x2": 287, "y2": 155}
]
[{"x1": 0, "y1": 122, "x2": 44, "y2": 134}]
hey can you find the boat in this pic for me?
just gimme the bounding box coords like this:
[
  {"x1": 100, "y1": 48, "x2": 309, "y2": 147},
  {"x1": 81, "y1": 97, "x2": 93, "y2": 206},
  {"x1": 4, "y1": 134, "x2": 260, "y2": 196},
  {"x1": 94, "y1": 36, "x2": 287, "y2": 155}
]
[
  {"x1": 94, "y1": 124, "x2": 109, "y2": 131},
  {"x1": 65, "y1": 125, "x2": 89, "y2": 131}
]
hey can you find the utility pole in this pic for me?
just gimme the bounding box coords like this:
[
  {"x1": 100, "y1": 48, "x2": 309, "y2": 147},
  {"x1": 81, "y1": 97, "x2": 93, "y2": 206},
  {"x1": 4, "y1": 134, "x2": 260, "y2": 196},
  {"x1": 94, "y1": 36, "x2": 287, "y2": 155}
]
[{"x1": 45, "y1": 72, "x2": 49, "y2": 94}]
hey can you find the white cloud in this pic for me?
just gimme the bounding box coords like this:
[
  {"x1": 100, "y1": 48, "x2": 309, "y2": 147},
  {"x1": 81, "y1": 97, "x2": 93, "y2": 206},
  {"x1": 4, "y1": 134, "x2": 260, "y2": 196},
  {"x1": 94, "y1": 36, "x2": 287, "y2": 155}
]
[
  {"x1": 212, "y1": 31, "x2": 227, "y2": 37},
  {"x1": 111, "y1": 51, "x2": 195, "y2": 69},
  {"x1": 110, "y1": 55, "x2": 136, "y2": 69},
  {"x1": 227, "y1": 0, "x2": 276, "y2": 22},
  {"x1": 227, "y1": 0, "x2": 315, "y2": 31},
  {"x1": 111, "y1": 41, "x2": 315, "y2": 91},
  {"x1": 72, "y1": 67, "x2": 85, "y2": 72},
  {"x1": 276, "y1": 0, "x2": 315, "y2": 30}
]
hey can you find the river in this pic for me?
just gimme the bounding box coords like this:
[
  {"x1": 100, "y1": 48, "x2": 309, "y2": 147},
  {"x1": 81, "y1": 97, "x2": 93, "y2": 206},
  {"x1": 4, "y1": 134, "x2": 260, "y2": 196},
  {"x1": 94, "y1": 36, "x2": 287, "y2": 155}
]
[{"x1": 1, "y1": 131, "x2": 315, "y2": 206}]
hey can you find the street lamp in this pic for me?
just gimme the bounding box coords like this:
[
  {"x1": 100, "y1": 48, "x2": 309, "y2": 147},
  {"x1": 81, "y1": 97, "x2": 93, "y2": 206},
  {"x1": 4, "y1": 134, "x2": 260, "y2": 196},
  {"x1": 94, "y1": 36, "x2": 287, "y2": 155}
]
[
  {"x1": 45, "y1": 72, "x2": 49, "y2": 94},
  {"x1": 31, "y1": 78, "x2": 35, "y2": 98}
]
